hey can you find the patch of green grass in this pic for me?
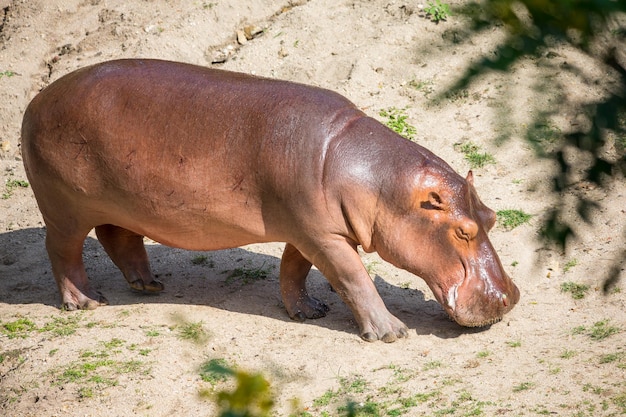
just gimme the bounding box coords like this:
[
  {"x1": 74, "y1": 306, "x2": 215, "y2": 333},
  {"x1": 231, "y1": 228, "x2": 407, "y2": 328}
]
[
  {"x1": 1, "y1": 318, "x2": 37, "y2": 339},
  {"x1": 177, "y1": 321, "x2": 210, "y2": 344},
  {"x1": 454, "y1": 142, "x2": 496, "y2": 168},
  {"x1": 513, "y1": 382, "x2": 535, "y2": 392},
  {"x1": 384, "y1": 364, "x2": 416, "y2": 383},
  {"x1": 342, "y1": 376, "x2": 368, "y2": 393},
  {"x1": 144, "y1": 327, "x2": 161, "y2": 337},
  {"x1": 40, "y1": 314, "x2": 82, "y2": 336},
  {"x1": 81, "y1": 349, "x2": 109, "y2": 359},
  {"x1": 533, "y1": 405, "x2": 553, "y2": 415},
  {"x1": 599, "y1": 352, "x2": 624, "y2": 364},
  {"x1": 403, "y1": 390, "x2": 441, "y2": 406},
  {"x1": 0, "y1": 70, "x2": 15, "y2": 78},
  {"x1": 225, "y1": 262, "x2": 272, "y2": 285},
  {"x1": 588, "y1": 320, "x2": 620, "y2": 341},
  {"x1": 102, "y1": 338, "x2": 125, "y2": 350},
  {"x1": 476, "y1": 350, "x2": 490, "y2": 358},
  {"x1": 424, "y1": 0, "x2": 451, "y2": 22},
  {"x1": 506, "y1": 340, "x2": 522, "y2": 348},
  {"x1": 583, "y1": 383, "x2": 606, "y2": 395},
  {"x1": 310, "y1": 372, "x2": 501, "y2": 417},
  {"x1": 422, "y1": 360, "x2": 443, "y2": 371},
  {"x1": 560, "y1": 281, "x2": 589, "y2": 299},
  {"x1": 563, "y1": 258, "x2": 578, "y2": 272},
  {"x1": 408, "y1": 78, "x2": 435, "y2": 97},
  {"x1": 379, "y1": 107, "x2": 417, "y2": 141},
  {"x1": 312, "y1": 375, "x2": 369, "y2": 409},
  {"x1": 56, "y1": 358, "x2": 147, "y2": 388},
  {"x1": 2, "y1": 179, "x2": 29, "y2": 199},
  {"x1": 313, "y1": 389, "x2": 338, "y2": 407},
  {"x1": 560, "y1": 349, "x2": 577, "y2": 359},
  {"x1": 78, "y1": 386, "x2": 95, "y2": 399},
  {"x1": 57, "y1": 359, "x2": 115, "y2": 384},
  {"x1": 497, "y1": 209, "x2": 532, "y2": 230},
  {"x1": 51, "y1": 338, "x2": 151, "y2": 400},
  {"x1": 549, "y1": 365, "x2": 561, "y2": 374},
  {"x1": 614, "y1": 391, "x2": 626, "y2": 413},
  {"x1": 573, "y1": 320, "x2": 620, "y2": 341}
]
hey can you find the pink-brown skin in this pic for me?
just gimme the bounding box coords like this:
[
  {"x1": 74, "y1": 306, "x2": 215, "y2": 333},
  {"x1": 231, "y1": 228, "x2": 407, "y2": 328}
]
[{"x1": 21, "y1": 59, "x2": 520, "y2": 343}]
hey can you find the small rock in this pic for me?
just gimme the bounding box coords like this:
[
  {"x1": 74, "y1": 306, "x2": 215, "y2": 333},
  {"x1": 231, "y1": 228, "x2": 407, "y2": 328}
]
[
  {"x1": 144, "y1": 24, "x2": 157, "y2": 34},
  {"x1": 236, "y1": 30, "x2": 247, "y2": 45},
  {"x1": 1, "y1": 140, "x2": 11, "y2": 153},
  {"x1": 243, "y1": 25, "x2": 263, "y2": 40},
  {"x1": 210, "y1": 48, "x2": 231, "y2": 64}
]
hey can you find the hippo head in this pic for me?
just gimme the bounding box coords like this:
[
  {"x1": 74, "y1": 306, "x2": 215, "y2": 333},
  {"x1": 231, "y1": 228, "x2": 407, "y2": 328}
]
[{"x1": 373, "y1": 168, "x2": 520, "y2": 327}]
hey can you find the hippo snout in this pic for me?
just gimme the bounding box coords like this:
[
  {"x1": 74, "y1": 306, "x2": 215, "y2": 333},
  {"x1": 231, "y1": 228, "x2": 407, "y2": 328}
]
[{"x1": 447, "y1": 274, "x2": 520, "y2": 328}]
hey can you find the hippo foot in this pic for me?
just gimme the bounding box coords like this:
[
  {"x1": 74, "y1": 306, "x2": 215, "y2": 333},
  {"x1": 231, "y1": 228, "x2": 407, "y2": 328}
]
[
  {"x1": 359, "y1": 314, "x2": 409, "y2": 343},
  {"x1": 288, "y1": 296, "x2": 330, "y2": 322},
  {"x1": 129, "y1": 279, "x2": 165, "y2": 294},
  {"x1": 62, "y1": 292, "x2": 109, "y2": 311}
]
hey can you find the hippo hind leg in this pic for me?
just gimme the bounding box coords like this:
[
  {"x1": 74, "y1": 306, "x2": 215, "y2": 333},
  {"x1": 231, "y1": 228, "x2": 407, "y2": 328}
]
[
  {"x1": 279, "y1": 243, "x2": 330, "y2": 321},
  {"x1": 45, "y1": 226, "x2": 108, "y2": 310},
  {"x1": 95, "y1": 224, "x2": 164, "y2": 293}
]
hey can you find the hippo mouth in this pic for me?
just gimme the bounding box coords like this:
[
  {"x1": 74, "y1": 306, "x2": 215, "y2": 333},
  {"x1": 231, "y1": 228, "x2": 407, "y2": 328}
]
[{"x1": 452, "y1": 314, "x2": 503, "y2": 328}]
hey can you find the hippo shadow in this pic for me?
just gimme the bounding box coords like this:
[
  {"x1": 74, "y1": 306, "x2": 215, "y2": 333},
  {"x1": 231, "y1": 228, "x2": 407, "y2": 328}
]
[{"x1": 0, "y1": 227, "x2": 481, "y2": 340}]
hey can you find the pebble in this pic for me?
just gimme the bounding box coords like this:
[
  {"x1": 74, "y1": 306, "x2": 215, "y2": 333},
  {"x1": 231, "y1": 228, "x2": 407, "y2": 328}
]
[{"x1": 236, "y1": 30, "x2": 247, "y2": 45}]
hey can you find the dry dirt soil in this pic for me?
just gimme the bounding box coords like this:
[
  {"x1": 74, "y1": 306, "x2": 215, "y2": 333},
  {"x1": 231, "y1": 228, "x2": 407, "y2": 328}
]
[{"x1": 0, "y1": 1, "x2": 625, "y2": 416}]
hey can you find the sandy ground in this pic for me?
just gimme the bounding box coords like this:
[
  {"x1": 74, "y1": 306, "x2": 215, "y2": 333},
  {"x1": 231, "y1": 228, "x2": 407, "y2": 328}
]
[{"x1": 1, "y1": 1, "x2": 625, "y2": 416}]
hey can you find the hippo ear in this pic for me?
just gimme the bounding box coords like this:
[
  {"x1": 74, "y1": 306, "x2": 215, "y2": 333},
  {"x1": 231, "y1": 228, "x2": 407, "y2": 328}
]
[{"x1": 466, "y1": 170, "x2": 474, "y2": 185}]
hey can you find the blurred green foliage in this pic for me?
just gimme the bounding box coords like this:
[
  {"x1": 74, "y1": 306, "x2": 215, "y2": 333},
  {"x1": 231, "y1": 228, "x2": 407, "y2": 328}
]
[
  {"x1": 206, "y1": 361, "x2": 274, "y2": 417},
  {"x1": 451, "y1": 0, "x2": 625, "y2": 290}
]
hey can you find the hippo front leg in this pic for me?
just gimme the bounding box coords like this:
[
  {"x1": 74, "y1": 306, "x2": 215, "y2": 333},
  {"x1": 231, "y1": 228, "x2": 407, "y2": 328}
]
[{"x1": 301, "y1": 239, "x2": 409, "y2": 343}]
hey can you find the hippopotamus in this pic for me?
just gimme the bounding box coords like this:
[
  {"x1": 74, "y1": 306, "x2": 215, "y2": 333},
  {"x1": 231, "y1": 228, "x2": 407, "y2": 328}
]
[{"x1": 21, "y1": 59, "x2": 519, "y2": 342}]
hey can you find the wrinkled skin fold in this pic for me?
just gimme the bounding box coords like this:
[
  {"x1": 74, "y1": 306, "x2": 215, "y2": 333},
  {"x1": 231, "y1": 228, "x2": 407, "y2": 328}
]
[{"x1": 21, "y1": 59, "x2": 519, "y2": 342}]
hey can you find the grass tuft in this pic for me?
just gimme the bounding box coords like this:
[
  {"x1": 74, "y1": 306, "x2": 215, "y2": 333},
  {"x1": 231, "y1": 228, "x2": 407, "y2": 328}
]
[
  {"x1": 497, "y1": 209, "x2": 532, "y2": 230},
  {"x1": 454, "y1": 142, "x2": 495, "y2": 168},
  {"x1": 379, "y1": 107, "x2": 417, "y2": 141},
  {"x1": 560, "y1": 281, "x2": 589, "y2": 299}
]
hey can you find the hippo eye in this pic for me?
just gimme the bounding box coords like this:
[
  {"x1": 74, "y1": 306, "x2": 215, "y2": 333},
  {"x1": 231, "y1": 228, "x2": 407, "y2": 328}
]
[{"x1": 456, "y1": 227, "x2": 470, "y2": 242}]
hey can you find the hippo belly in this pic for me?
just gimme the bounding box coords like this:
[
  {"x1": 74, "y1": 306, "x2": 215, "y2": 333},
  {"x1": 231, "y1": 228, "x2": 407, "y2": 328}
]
[{"x1": 21, "y1": 59, "x2": 519, "y2": 342}]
